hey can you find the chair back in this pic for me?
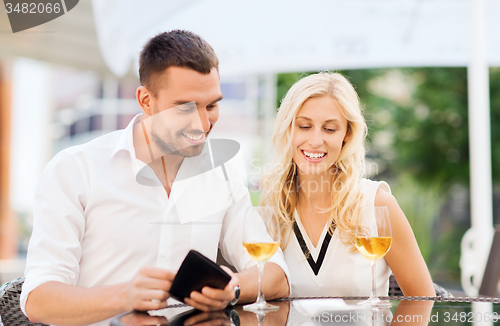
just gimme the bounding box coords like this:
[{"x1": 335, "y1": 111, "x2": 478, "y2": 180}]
[
  {"x1": 479, "y1": 226, "x2": 500, "y2": 297},
  {"x1": 389, "y1": 274, "x2": 454, "y2": 297},
  {"x1": 0, "y1": 277, "x2": 48, "y2": 326}
]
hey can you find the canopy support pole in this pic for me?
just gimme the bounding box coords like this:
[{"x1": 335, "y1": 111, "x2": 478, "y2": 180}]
[{"x1": 461, "y1": 0, "x2": 494, "y2": 296}]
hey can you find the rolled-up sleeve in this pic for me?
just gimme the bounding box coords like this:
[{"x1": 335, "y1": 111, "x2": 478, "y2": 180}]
[{"x1": 21, "y1": 150, "x2": 88, "y2": 315}]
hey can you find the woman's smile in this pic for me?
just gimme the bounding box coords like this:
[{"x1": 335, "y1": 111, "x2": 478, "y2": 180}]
[{"x1": 301, "y1": 150, "x2": 327, "y2": 163}]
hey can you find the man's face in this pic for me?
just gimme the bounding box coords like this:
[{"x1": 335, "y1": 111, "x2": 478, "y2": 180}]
[{"x1": 148, "y1": 66, "x2": 222, "y2": 157}]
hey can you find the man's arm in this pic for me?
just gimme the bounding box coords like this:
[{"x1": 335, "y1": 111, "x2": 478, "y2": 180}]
[
  {"x1": 24, "y1": 152, "x2": 182, "y2": 325},
  {"x1": 25, "y1": 267, "x2": 174, "y2": 326},
  {"x1": 26, "y1": 265, "x2": 243, "y2": 324}
]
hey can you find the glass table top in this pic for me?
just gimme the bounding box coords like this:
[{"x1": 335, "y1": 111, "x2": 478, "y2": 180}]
[{"x1": 111, "y1": 297, "x2": 500, "y2": 326}]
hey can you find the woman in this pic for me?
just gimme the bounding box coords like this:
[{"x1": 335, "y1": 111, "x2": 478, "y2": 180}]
[{"x1": 260, "y1": 72, "x2": 435, "y2": 297}]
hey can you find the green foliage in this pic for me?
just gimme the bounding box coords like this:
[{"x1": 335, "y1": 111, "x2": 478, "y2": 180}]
[
  {"x1": 394, "y1": 68, "x2": 469, "y2": 185},
  {"x1": 389, "y1": 174, "x2": 465, "y2": 283},
  {"x1": 431, "y1": 223, "x2": 469, "y2": 282},
  {"x1": 390, "y1": 175, "x2": 444, "y2": 263},
  {"x1": 276, "y1": 72, "x2": 307, "y2": 109}
]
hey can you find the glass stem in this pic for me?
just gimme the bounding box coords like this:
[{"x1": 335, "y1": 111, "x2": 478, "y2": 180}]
[
  {"x1": 255, "y1": 261, "x2": 265, "y2": 303},
  {"x1": 371, "y1": 260, "x2": 377, "y2": 299}
]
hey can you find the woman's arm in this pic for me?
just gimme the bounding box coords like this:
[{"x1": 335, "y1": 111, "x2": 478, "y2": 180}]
[{"x1": 375, "y1": 188, "x2": 436, "y2": 296}]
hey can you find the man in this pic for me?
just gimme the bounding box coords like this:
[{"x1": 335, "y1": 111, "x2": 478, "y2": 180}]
[{"x1": 21, "y1": 30, "x2": 290, "y2": 326}]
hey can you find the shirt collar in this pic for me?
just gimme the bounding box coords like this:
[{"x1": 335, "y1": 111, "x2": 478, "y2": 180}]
[{"x1": 111, "y1": 113, "x2": 142, "y2": 158}]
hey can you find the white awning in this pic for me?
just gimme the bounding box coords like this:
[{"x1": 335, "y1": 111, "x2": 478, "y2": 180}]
[{"x1": 91, "y1": 0, "x2": 500, "y2": 77}]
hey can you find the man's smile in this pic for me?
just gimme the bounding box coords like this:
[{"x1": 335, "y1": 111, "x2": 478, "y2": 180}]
[{"x1": 183, "y1": 132, "x2": 205, "y2": 144}]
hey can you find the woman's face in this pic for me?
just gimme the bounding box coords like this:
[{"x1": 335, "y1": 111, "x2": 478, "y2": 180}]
[{"x1": 291, "y1": 96, "x2": 349, "y2": 176}]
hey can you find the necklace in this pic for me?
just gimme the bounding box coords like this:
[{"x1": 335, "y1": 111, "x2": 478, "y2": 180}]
[
  {"x1": 297, "y1": 205, "x2": 315, "y2": 245},
  {"x1": 297, "y1": 201, "x2": 336, "y2": 248}
]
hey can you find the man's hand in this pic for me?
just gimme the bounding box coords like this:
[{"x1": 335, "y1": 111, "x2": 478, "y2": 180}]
[
  {"x1": 123, "y1": 267, "x2": 176, "y2": 311},
  {"x1": 184, "y1": 266, "x2": 239, "y2": 311}
]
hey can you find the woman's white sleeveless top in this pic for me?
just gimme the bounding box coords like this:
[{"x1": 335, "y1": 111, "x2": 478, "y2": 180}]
[{"x1": 283, "y1": 178, "x2": 392, "y2": 297}]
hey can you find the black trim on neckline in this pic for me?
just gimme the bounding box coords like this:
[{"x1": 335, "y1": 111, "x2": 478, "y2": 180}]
[{"x1": 293, "y1": 221, "x2": 333, "y2": 275}]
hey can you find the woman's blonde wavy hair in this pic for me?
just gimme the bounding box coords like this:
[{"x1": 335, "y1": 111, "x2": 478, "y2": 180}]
[{"x1": 260, "y1": 72, "x2": 367, "y2": 250}]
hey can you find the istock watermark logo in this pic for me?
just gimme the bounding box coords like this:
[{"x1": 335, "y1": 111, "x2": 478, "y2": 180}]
[{"x1": 3, "y1": 0, "x2": 79, "y2": 33}]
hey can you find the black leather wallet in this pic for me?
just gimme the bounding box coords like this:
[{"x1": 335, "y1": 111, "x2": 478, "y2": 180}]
[{"x1": 169, "y1": 250, "x2": 231, "y2": 302}]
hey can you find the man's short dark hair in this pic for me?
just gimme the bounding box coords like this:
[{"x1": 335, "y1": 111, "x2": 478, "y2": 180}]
[{"x1": 139, "y1": 30, "x2": 219, "y2": 95}]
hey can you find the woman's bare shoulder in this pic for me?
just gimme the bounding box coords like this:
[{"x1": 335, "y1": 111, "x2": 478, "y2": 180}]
[{"x1": 374, "y1": 184, "x2": 397, "y2": 207}]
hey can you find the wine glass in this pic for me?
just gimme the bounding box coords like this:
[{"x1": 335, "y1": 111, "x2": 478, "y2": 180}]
[
  {"x1": 355, "y1": 206, "x2": 393, "y2": 307},
  {"x1": 242, "y1": 206, "x2": 281, "y2": 312}
]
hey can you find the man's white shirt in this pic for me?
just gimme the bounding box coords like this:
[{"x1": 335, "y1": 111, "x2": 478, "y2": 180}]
[{"x1": 21, "y1": 114, "x2": 290, "y2": 324}]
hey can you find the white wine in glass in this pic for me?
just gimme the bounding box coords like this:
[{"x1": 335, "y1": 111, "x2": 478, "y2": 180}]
[
  {"x1": 242, "y1": 243, "x2": 280, "y2": 262},
  {"x1": 242, "y1": 206, "x2": 280, "y2": 312},
  {"x1": 355, "y1": 206, "x2": 393, "y2": 307}
]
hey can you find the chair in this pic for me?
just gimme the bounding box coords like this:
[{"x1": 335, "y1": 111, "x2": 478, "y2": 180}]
[
  {"x1": 0, "y1": 277, "x2": 48, "y2": 326},
  {"x1": 389, "y1": 274, "x2": 454, "y2": 297}
]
